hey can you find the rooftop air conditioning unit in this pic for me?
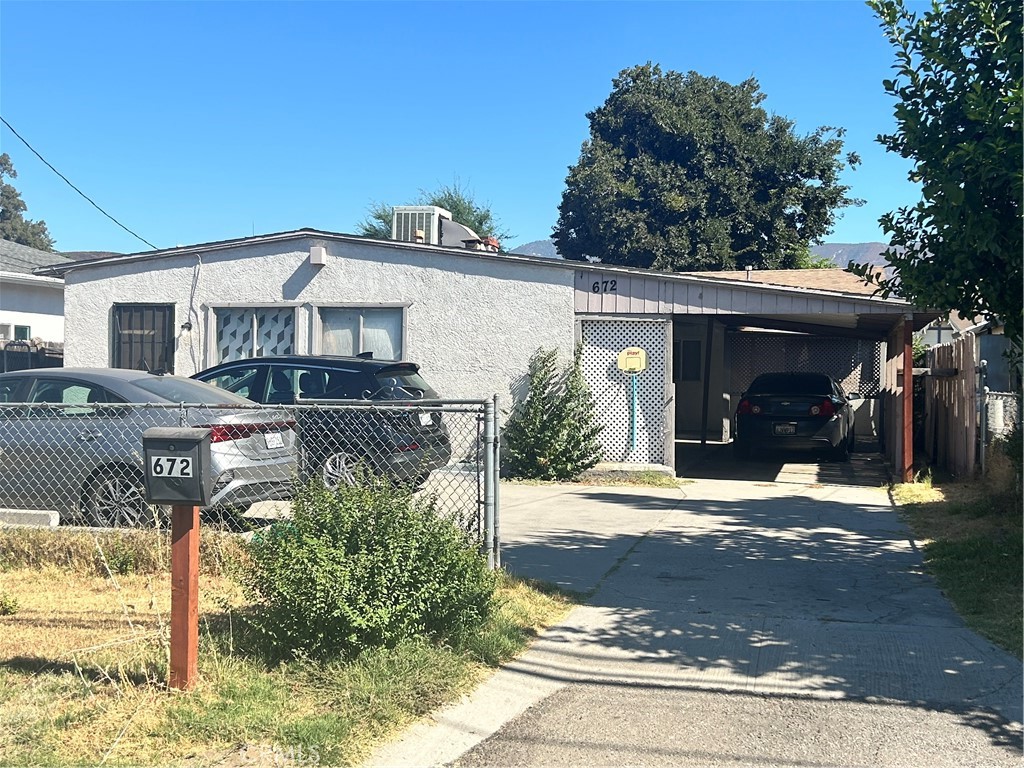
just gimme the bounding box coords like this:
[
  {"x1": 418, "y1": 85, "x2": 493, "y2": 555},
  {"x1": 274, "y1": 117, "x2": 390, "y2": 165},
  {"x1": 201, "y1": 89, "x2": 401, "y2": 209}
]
[{"x1": 392, "y1": 206, "x2": 452, "y2": 245}]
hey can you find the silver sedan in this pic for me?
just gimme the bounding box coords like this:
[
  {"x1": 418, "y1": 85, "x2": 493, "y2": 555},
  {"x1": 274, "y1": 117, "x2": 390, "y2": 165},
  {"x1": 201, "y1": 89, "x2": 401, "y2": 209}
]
[{"x1": 0, "y1": 368, "x2": 296, "y2": 527}]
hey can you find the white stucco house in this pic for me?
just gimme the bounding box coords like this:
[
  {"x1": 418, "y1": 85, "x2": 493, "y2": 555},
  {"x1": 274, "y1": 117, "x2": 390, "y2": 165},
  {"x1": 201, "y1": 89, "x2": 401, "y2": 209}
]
[
  {"x1": 0, "y1": 239, "x2": 72, "y2": 344},
  {"x1": 35, "y1": 209, "x2": 938, "y2": 476}
]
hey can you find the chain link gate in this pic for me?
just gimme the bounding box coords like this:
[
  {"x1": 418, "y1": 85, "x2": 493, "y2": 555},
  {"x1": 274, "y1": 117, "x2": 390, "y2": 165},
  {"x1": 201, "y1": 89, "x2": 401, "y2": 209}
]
[{"x1": 0, "y1": 398, "x2": 501, "y2": 566}]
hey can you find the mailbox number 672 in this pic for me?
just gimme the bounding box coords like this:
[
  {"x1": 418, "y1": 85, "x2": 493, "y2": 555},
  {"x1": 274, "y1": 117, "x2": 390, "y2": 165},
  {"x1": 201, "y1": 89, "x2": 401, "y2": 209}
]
[{"x1": 150, "y1": 456, "x2": 193, "y2": 478}]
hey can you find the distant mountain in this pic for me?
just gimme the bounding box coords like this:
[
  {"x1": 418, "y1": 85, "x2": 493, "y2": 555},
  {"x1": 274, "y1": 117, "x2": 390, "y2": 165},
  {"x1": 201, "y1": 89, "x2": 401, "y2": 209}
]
[
  {"x1": 510, "y1": 239, "x2": 561, "y2": 259},
  {"x1": 61, "y1": 250, "x2": 123, "y2": 261},
  {"x1": 809, "y1": 243, "x2": 889, "y2": 269},
  {"x1": 510, "y1": 239, "x2": 890, "y2": 269}
]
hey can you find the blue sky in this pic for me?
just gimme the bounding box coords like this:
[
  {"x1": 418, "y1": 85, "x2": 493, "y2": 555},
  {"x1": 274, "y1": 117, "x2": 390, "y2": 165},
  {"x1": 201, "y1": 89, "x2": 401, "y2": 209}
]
[{"x1": 1, "y1": 1, "x2": 922, "y2": 255}]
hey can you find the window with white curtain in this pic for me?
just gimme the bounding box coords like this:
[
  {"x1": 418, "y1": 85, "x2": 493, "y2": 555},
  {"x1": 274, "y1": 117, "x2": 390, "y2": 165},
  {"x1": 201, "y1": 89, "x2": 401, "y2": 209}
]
[{"x1": 319, "y1": 307, "x2": 404, "y2": 360}]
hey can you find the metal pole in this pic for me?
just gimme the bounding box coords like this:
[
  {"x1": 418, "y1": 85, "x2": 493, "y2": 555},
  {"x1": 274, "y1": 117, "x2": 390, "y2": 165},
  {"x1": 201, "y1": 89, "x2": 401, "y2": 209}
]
[
  {"x1": 630, "y1": 374, "x2": 638, "y2": 452},
  {"x1": 482, "y1": 399, "x2": 496, "y2": 570},
  {"x1": 492, "y1": 394, "x2": 501, "y2": 569},
  {"x1": 979, "y1": 359, "x2": 989, "y2": 475}
]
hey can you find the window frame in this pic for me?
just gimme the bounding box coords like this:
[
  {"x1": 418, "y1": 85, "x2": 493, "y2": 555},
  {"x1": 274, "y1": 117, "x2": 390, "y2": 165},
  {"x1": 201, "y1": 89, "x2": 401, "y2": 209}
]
[
  {"x1": 206, "y1": 303, "x2": 301, "y2": 366},
  {"x1": 14, "y1": 325, "x2": 31, "y2": 342},
  {"x1": 313, "y1": 303, "x2": 409, "y2": 360},
  {"x1": 111, "y1": 303, "x2": 175, "y2": 373}
]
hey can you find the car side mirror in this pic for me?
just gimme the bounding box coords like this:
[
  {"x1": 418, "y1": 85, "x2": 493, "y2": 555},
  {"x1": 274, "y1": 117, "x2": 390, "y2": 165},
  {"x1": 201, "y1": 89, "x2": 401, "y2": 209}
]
[{"x1": 848, "y1": 392, "x2": 862, "y2": 401}]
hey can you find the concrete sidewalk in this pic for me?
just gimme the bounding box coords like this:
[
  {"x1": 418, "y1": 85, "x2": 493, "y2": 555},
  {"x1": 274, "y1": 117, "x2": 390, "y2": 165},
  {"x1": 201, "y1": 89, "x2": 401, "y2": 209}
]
[{"x1": 368, "y1": 478, "x2": 1023, "y2": 767}]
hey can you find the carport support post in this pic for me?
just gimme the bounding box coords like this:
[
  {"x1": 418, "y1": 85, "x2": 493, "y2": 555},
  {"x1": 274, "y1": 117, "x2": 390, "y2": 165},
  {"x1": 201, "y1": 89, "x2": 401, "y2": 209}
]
[
  {"x1": 700, "y1": 317, "x2": 714, "y2": 446},
  {"x1": 169, "y1": 503, "x2": 200, "y2": 690},
  {"x1": 901, "y1": 314, "x2": 914, "y2": 483}
]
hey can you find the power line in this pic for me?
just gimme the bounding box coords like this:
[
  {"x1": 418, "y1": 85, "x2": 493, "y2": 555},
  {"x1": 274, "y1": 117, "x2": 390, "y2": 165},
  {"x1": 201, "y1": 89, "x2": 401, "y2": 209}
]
[{"x1": 0, "y1": 115, "x2": 159, "y2": 250}]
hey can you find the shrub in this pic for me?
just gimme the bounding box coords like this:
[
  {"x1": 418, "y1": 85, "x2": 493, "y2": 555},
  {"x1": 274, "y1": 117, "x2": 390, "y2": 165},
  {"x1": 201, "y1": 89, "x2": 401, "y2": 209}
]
[
  {"x1": 503, "y1": 347, "x2": 604, "y2": 481},
  {"x1": 0, "y1": 591, "x2": 19, "y2": 615},
  {"x1": 241, "y1": 480, "x2": 496, "y2": 659}
]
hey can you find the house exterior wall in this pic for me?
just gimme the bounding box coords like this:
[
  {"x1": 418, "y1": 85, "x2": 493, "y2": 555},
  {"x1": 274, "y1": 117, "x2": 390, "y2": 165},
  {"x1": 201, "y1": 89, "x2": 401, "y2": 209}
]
[
  {"x1": 61, "y1": 237, "x2": 576, "y2": 400},
  {"x1": 0, "y1": 277, "x2": 65, "y2": 342}
]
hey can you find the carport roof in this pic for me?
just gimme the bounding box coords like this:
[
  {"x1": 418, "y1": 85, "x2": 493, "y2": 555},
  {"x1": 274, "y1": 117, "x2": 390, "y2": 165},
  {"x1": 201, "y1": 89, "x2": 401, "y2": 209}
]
[{"x1": 683, "y1": 268, "x2": 883, "y2": 296}]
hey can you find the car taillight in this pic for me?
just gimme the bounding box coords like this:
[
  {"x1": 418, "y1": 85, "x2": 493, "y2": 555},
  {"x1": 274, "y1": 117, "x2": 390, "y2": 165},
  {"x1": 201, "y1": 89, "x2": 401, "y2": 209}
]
[
  {"x1": 737, "y1": 399, "x2": 751, "y2": 415},
  {"x1": 396, "y1": 441, "x2": 420, "y2": 452},
  {"x1": 810, "y1": 400, "x2": 835, "y2": 417},
  {"x1": 200, "y1": 420, "x2": 295, "y2": 443}
]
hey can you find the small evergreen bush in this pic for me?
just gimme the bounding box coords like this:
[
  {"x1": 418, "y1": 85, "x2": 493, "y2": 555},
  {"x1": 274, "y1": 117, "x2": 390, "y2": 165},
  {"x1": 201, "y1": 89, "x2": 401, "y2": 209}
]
[
  {"x1": 503, "y1": 347, "x2": 604, "y2": 481},
  {"x1": 241, "y1": 480, "x2": 496, "y2": 659}
]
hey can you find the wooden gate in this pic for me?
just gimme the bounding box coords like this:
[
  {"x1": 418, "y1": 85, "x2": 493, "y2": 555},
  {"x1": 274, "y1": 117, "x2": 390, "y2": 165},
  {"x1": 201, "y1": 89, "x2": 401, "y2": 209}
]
[{"x1": 923, "y1": 336, "x2": 977, "y2": 477}]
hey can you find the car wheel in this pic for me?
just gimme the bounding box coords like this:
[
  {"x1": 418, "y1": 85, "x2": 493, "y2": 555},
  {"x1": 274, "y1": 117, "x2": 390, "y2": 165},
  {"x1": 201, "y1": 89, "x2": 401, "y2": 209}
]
[
  {"x1": 832, "y1": 435, "x2": 851, "y2": 463},
  {"x1": 847, "y1": 430, "x2": 856, "y2": 455},
  {"x1": 84, "y1": 468, "x2": 153, "y2": 528},
  {"x1": 321, "y1": 450, "x2": 361, "y2": 489}
]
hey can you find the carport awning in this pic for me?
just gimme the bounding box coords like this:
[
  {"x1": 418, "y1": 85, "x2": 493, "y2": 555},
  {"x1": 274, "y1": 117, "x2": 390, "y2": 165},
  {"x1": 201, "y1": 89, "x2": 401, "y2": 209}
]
[{"x1": 720, "y1": 312, "x2": 942, "y2": 341}]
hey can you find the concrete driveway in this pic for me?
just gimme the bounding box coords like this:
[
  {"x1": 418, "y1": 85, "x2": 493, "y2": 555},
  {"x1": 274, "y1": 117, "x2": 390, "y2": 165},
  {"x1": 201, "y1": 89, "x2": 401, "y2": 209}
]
[{"x1": 369, "y1": 471, "x2": 1023, "y2": 767}]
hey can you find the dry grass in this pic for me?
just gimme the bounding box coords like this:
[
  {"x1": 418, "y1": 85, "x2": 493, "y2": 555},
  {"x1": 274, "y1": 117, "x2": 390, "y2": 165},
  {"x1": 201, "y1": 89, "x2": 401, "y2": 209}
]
[
  {"x1": 893, "y1": 480, "x2": 1021, "y2": 544},
  {"x1": 0, "y1": 550, "x2": 572, "y2": 766},
  {"x1": 893, "y1": 472, "x2": 1022, "y2": 657},
  {"x1": 0, "y1": 526, "x2": 247, "y2": 577},
  {"x1": 505, "y1": 470, "x2": 691, "y2": 488}
]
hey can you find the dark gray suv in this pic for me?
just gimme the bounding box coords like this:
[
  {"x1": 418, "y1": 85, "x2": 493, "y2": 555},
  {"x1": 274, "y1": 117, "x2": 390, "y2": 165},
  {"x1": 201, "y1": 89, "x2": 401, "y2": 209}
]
[{"x1": 194, "y1": 355, "x2": 452, "y2": 488}]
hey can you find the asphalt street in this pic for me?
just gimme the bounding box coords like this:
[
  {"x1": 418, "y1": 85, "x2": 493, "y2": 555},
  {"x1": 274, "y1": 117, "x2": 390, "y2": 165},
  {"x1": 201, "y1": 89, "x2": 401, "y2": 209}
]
[{"x1": 368, "y1": 458, "x2": 1023, "y2": 767}]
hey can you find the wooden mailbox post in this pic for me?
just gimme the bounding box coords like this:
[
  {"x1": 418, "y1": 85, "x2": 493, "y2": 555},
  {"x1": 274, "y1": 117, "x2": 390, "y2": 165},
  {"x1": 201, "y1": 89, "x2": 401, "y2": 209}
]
[{"x1": 142, "y1": 427, "x2": 214, "y2": 691}]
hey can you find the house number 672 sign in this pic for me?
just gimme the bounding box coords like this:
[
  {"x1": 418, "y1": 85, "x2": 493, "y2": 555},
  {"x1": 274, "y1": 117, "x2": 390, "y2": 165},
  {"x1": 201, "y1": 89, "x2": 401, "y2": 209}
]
[{"x1": 149, "y1": 456, "x2": 194, "y2": 478}]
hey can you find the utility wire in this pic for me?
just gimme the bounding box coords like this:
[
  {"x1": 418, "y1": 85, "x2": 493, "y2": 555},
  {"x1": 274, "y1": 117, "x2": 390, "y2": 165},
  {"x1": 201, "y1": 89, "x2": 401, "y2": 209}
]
[{"x1": 0, "y1": 115, "x2": 159, "y2": 250}]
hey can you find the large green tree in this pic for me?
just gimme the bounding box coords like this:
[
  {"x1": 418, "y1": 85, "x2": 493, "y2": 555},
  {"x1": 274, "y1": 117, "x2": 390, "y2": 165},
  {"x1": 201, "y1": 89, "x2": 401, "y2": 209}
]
[
  {"x1": 850, "y1": 0, "x2": 1022, "y2": 344},
  {"x1": 0, "y1": 153, "x2": 54, "y2": 251},
  {"x1": 356, "y1": 181, "x2": 513, "y2": 246},
  {"x1": 553, "y1": 64, "x2": 862, "y2": 271}
]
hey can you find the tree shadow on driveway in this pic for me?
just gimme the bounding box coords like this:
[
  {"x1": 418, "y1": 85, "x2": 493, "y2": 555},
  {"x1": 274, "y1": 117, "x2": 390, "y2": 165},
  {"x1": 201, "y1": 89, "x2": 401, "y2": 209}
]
[{"x1": 499, "y1": 486, "x2": 1023, "y2": 755}]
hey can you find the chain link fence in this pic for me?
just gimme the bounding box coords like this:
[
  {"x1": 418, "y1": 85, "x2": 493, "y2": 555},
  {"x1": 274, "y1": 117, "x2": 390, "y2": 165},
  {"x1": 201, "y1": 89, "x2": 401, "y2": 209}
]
[{"x1": 0, "y1": 399, "x2": 500, "y2": 560}]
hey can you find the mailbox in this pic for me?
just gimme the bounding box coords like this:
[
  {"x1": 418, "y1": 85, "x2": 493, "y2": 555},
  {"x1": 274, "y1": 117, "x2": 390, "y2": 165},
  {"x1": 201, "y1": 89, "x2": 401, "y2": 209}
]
[{"x1": 142, "y1": 427, "x2": 214, "y2": 506}]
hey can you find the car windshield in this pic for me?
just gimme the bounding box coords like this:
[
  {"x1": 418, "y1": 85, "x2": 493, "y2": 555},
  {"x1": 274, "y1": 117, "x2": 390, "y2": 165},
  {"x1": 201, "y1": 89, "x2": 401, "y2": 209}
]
[
  {"x1": 372, "y1": 367, "x2": 438, "y2": 400},
  {"x1": 746, "y1": 374, "x2": 833, "y2": 396},
  {"x1": 129, "y1": 375, "x2": 256, "y2": 405}
]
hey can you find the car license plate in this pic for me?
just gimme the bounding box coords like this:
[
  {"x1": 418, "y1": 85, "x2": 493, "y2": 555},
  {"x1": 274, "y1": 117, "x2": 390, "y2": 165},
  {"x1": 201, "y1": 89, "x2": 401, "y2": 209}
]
[
  {"x1": 773, "y1": 423, "x2": 797, "y2": 436},
  {"x1": 418, "y1": 413, "x2": 433, "y2": 426},
  {"x1": 264, "y1": 431, "x2": 285, "y2": 449}
]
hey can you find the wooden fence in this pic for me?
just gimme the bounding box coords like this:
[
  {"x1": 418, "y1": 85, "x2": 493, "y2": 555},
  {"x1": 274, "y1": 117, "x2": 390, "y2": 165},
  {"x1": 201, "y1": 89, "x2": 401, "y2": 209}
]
[{"x1": 923, "y1": 336, "x2": 977, "y2": 477}]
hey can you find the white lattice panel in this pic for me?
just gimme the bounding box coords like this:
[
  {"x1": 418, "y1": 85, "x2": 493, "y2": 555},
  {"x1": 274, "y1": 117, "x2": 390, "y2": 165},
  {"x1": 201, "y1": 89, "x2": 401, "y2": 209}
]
[
  {"x1": 581, "y1": 320, "x2": 669, "y2": 464},
  {"x1": 730, "y1": 333, "x2": 883, "y2": 396}
]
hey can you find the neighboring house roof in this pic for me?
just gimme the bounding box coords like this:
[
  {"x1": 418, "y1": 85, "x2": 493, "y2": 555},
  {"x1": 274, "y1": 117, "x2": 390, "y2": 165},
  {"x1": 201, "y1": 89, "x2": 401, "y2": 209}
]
[
  {"x1": 0, "y1": 239, "x2": 75, "y2": 276},
  {"x1": 685, "y1": 268, "x2": 880, "y2": 296}
]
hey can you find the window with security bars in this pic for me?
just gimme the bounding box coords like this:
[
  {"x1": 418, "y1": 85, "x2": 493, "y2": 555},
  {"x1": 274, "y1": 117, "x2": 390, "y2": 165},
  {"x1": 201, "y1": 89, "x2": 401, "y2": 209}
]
[
  {"x1": 215, "y1": 307, "x2": 295, "y2": 363},
  {"x1": 112, "y1": 304, "x2": 175, "y2": 373}
]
